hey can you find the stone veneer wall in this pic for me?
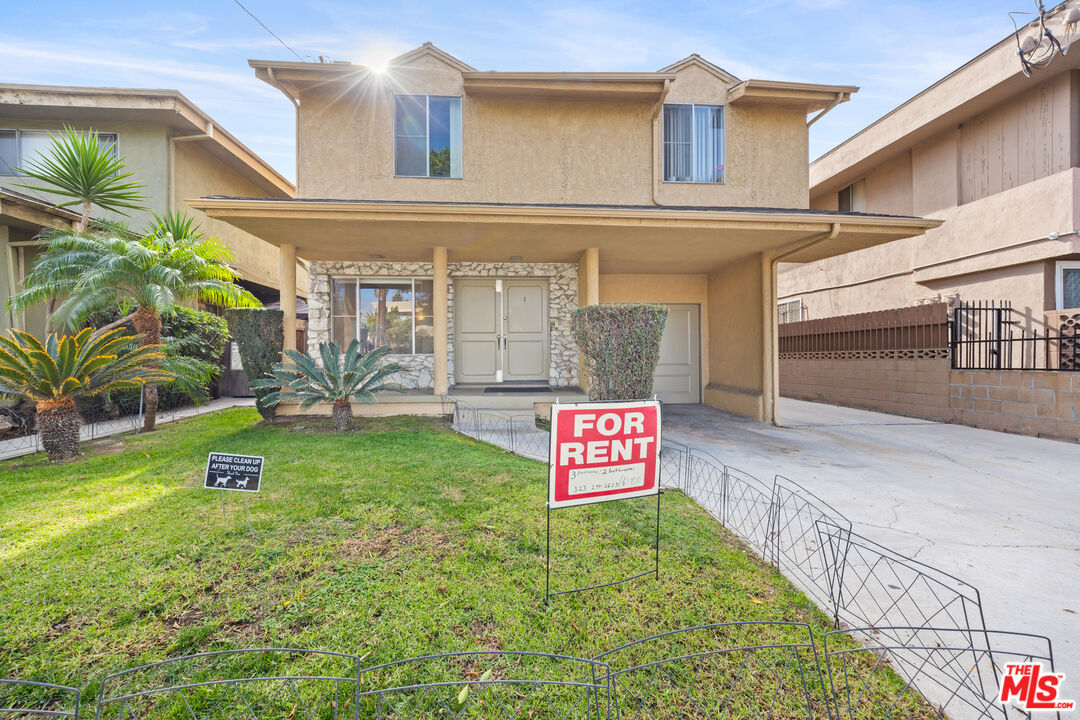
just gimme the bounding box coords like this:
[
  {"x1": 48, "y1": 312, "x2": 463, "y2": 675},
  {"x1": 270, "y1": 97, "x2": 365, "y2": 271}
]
[{"x1": 307, "y1": 261, "x2": 578, "y2": 390}]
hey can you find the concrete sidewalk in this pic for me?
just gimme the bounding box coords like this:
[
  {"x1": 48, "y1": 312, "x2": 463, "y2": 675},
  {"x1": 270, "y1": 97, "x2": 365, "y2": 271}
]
[
  {"x1": 0, "y1": 397, "x2": 256, "y2": 461},
  {"x1": 663, "y1": 398, "x2": 1080, "y2": 676}
]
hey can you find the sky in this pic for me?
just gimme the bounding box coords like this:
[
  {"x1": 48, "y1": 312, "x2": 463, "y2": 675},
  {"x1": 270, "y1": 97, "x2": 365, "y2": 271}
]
[{"x1": 2, "y1": 0, "x2": 1039, "y2": 184}]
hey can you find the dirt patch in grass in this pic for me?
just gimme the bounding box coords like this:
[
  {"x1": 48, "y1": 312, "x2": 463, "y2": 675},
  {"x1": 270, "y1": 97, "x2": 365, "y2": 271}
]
[
  {"x1": 341, "y1": 525, "x2": 455, "y2": 561},
  {"x1": 271, "y1": 416, "x2": 451, "y2": 435}
]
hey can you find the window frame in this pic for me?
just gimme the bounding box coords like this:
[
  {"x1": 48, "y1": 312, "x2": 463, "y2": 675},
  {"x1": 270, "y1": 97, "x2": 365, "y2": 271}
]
[
  {"x1": 0, "y1": 129, "x2": 119, "y2": 176},
  {"x1": 330, "y1": 276, "x2": 435, "y2": 355},
  {"x1": 1055, "y1": 261, "x2": 1080, "y2": 310},
  {"x1": 392, "y1": 94, "x2": 462, "y2": 179},
  {"x1": 661, "y1": 102, "x2": 725, "y2": 185}
]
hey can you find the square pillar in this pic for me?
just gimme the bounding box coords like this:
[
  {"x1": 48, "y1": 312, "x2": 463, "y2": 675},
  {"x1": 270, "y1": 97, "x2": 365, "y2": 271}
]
[
  {"x1": 279, "y1": 243, "x2": 296, "y2": 352},
  {"x1": 433, "y1": 246, "x2": 449, "y2": 395}
]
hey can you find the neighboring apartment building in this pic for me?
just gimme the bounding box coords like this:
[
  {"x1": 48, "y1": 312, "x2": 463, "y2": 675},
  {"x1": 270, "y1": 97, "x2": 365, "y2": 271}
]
[
  {"x1": 0, "y1": 83, "x2": 306, "y2": 336},
  {"x1": 193, "y1": 43, "x2": 937, "y2": 423},
  {"x1": 779, "y1": 1, "x2": 1080, "y2": 328}
]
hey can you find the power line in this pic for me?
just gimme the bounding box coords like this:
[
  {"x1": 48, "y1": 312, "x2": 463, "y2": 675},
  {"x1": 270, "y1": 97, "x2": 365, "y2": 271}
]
[{"x1": 232, "y1": 0, "x2": 305, "y2": 62}]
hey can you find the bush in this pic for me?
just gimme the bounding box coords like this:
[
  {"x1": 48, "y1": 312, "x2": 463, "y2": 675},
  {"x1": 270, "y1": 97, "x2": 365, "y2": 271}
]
[
  {"x1": 225, "y1": 308, "x2": 284, "y2": 418},
  {"x1": 571, "y1": 303, "x2": 668, "y2": 401},
  {"x1": 84, "y1": 306, "x2": 229, "y2": 410}
]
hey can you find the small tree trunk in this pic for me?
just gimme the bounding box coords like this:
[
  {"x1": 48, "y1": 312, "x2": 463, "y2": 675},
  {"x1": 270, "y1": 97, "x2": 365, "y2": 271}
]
[
  {"x1": 332, "y1": 399, "x2": 352, "y2": 432},
  {"x1": 36, "y1": 398, "x2": 81, "y2": 461},
  {"x1": 78, "y1": 200, "x2": 90, "y2": 233},
  {"x1": 131, "y1": 306, "x2": 163, "y2": 432}
]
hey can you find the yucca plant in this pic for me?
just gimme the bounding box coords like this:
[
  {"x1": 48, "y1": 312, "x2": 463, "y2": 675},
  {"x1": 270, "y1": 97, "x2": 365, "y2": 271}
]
[
  {"x1": 0, "y1": 328, "x2": 173, "y2": 460},
  {"x1": 252, "y1": 342, "x2": 404, "y2": 432},
  {"x1": 14, "y1": 125, "x2": 147, "y2": 232},
  {"x1": 7, "y1": 212, "x2": 260, "y2": 431}
]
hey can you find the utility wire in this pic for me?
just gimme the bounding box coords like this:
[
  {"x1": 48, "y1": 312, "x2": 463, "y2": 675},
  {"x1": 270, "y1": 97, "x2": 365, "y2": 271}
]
[{"x1": 232, "y1": 0, "x2": 305, "y2": 62}]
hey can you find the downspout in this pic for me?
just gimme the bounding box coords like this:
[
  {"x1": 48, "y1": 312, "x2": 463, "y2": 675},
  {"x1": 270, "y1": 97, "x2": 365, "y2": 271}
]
[
  {"x1": 266, "y1": 67, "x2": 301, "y2": 190},
  {"x1": 768, "y1": 222, "x2": 841, "y2": 426},
  {"x1": 651, "y1": 78, "x2": 672, "y2": 205}
]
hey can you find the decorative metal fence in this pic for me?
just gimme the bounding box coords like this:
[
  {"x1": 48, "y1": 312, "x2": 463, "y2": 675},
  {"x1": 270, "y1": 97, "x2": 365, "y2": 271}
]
[
  {"x1": 8, "y1": 623, "x2": 1058, "y2": 719},
  {"x1": 951, "y1": 300, "x2": 1080, "y2": 371}
]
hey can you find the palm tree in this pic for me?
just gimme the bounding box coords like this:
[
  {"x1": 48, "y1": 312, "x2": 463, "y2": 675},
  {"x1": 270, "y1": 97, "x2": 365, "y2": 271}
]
[
  {"x1": 7, "y1": 212, "x2": 261, "y2": 431},
  {"x1": 15, "y1": 125, "x2": 147, "y2": 232},
  {"x1": 253, "y1": 342, "x2": 404, "y2": 432},
  {"x1": 0, "y1": 327, "x2": 172, "y2": 460}
]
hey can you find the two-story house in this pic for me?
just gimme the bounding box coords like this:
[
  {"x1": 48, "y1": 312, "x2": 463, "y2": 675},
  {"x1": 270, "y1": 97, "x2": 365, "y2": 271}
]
[
  {"x1": 779, "y1": 0, "x2": 1080, "y2": 329},
  {"x1": 193, "y1": 43, "x2": 937, "y2": 423},
  {"x1": 0, "y1": 83, "x2": 307, "y2": 337}
]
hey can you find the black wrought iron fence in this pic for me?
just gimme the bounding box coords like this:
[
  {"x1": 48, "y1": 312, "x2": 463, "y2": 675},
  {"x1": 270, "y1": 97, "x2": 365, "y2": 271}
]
[{"x1": 951, "y1": 300, "x2": 1079, "y2": 371}]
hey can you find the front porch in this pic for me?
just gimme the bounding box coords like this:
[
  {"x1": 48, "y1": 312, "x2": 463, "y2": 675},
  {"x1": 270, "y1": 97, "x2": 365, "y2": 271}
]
[{"x1": 193, "y1": 196, "x2": 939, "y2": 424}]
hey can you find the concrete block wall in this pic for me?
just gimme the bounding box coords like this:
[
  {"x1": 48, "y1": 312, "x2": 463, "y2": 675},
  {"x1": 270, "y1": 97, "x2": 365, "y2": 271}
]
[
  {"x1": 780, "y1": 358, "x2": 953, "y2": 421},
  {"x1": 948, "y1": 371, "x2": 1080, "y2": 441},
  {"x1": 780, "y1": 358, "x2": 1080, "y2": 441}
]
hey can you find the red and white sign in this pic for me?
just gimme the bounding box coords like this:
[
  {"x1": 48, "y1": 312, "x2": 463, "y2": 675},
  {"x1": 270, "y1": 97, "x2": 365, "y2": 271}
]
[
  {"x1": 999, "y1": 663, "x2": 1075, "y2": 711},
  {"x1": 548, "y1": 400, "x2": 661, "y2": 509}
]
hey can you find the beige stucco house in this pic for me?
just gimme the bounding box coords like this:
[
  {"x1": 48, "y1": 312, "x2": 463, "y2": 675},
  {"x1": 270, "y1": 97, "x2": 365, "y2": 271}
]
[
  {"x1": 193, "y1": 43, "x2": 938, "y2": 423},
  {"x1": 780, "y1": 0, "x2": 1080, "y2": 328},
  {"x1": 0, "y1": 83, "x2": 305, "y2": 337}
]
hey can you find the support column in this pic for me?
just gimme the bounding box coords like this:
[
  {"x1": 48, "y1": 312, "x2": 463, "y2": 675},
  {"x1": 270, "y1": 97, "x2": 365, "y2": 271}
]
[
  {"x1": 280, "y1": 243, "x2": 296, "y2": 352},
  {"x1": 433, "y1": 246, "x2": 449, "y2": 395},
  {"x1": 579, "y1": 247, "x2": 599, "y2": 306},
  {"x1": 762, "y1": 251, "x2": 779, "y2": 425}
]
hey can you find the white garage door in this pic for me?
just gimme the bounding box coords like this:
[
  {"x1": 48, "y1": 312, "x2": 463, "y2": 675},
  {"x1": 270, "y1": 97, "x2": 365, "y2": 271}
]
[{"x1": 653, "y1": 304, "x2": 701, "y2": 404}]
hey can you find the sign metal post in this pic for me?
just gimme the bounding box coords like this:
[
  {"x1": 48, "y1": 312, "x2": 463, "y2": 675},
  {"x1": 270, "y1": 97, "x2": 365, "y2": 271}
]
[
  {"x1": 204, "y1": 452, "x2": 264, "y2": 531},
  {"x1": 544, "y1": 399, "x2": 662, "y2": 602}
]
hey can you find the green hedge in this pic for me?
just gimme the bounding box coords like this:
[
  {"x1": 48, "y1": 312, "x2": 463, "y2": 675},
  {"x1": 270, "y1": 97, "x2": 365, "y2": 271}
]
[
  {"x1": 225, "y1": 308, "x2": 283, "y2": 418},
  {"x1": 571, "y1": 303, "x2": 668, "y2": 401},
  {"x1": 85, "y1": 306, "x2": 229, "y2": 409}
]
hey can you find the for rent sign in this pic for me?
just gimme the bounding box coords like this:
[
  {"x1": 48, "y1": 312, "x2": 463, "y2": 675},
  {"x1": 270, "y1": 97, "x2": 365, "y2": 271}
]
[{"x1": 548, "y1": 400, "x2": 661, "y2": 509}]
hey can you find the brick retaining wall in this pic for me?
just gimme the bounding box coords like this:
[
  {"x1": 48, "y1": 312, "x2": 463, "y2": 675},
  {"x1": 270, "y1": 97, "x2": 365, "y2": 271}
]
[{"x1": 780, "y1": 358, "x2": 1080, "y2": 441}]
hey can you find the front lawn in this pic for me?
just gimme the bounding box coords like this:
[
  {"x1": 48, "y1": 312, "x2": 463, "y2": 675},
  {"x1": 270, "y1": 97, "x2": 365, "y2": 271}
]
[{"x1": 0, "y1": 409, "x2": 926, "y2": 717}]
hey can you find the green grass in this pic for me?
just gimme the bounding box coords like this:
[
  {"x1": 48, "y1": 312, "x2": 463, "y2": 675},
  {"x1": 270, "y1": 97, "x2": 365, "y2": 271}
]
[{"x1": 0, "y1": 409, "x2": 930, "y2": 718}]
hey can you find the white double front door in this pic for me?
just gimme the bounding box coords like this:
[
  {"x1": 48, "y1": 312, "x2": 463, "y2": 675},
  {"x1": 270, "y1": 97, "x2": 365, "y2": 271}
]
[{"x1": 455, "y1": 279, "x2": 549, "y2": 384}]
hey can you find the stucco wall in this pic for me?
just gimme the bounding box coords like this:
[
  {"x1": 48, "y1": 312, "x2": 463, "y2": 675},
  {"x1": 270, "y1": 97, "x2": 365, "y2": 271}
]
[
  {"x1": 783, "y1": 167, "x2": 1080, "y2": 320},
  {"x1": 0, "y1": 119, "x2": 168, "y2": 225},
  {"x1": 704, "y1": 254, "x2": 766, "y2": 419},
  {"x1": 307, "y1": 260, "x2": 578, "y2": 389},
  {"x1": 172, "y1": 140, "x2": 307, "y2": 296},
  {"x1": 598, "y1": 272, "x2": 710, "y2": 387},
  {"x1": 296, "y1": 55, "x2": 810, "y2": 208}
]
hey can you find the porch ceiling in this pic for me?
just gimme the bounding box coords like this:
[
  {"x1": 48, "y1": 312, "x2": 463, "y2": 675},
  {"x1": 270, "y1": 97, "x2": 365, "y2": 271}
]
[{"x1": 190, "y1": 197, "x2": 941, "y2": 273}]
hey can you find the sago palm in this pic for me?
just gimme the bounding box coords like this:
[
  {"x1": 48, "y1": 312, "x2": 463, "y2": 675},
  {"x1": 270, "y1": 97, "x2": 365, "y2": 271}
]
[
  {"x1": 14, "y1": 125, "x2": 147, "y2": 232},
  {"x1": 253, "y1": 342, "x2": 404, "y2": 432},
  {"x1": 0, "y1": 327, "x2": 172, "y2": 460},
  {"x1": 7, "y1": 212, "x2": 260, "y2": 431}
]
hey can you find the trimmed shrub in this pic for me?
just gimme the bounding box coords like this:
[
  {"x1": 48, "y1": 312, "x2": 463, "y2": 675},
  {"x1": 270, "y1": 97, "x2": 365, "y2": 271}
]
[
  {"x1": 225, "y1": 308, "x2": 284, "y2": 418},
  {"x1": 571, "y1": 303, "x2": 668, "y2": 401}
]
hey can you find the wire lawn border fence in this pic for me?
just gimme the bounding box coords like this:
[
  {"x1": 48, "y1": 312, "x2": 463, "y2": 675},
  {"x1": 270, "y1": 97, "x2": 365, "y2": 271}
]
[
  {"x1": 447, "y1": 402, "x2": 1061, "y2": 720},
  {"x1": 5, "y1": 623, "x2": 1059, "y2": 719}
]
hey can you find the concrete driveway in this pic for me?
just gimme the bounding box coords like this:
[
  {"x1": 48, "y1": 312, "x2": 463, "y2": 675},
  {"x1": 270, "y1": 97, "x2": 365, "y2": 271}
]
[{"x1": 663, "y1": 398, "x2": 1080, "y2": 676}]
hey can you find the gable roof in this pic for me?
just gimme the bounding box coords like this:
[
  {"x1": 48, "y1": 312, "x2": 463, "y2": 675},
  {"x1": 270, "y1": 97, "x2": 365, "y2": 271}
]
[
  {"x1": 659, "y1": 55, "x2": 740, "y2": 84},
  {"x1": 389, "y1": 42, "x2": 475, "y2": 72},
  {"x1": 0, "y1": 83, "x2": 293, "y2": 197}
]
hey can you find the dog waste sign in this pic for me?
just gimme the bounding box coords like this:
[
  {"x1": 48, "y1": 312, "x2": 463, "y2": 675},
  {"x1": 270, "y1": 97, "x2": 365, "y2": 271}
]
[
  {"x1": 548, "y1": 400, "x2": 661, "y2": 509},
  {"x1": 204, "y1": 453, "x2": 263, "y2": 493}
]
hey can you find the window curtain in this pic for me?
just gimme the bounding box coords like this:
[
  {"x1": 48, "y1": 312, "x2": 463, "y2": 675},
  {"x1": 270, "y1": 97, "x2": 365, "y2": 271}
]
[
  {"x1": 1063, "y1": 269, "x2": 1080, "y2": 309},
  {"x1": 663, "y1": 105, "x2": 692, "y2": 182},
  {"x1": 693, "y1": 106, "x2": 724, "y2": 183}
]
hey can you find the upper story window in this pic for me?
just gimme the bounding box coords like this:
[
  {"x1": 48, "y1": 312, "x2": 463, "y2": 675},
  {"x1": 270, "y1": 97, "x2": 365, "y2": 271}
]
[
  {"x1": 837, "y1": 179, "x2": 866, "y2": 213},
  {"x1": 0, "y1": 129, "x2": 118, "y2": 176},
  {"x1": 394, "y1": 95, "x2": 462, "y2": 178},
  {"x1": 331, "y1": 277, "x2": 434, "y2": 354},
  {"x1": 662, "y1": 104, "x2": 724, "y2": 183}
]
